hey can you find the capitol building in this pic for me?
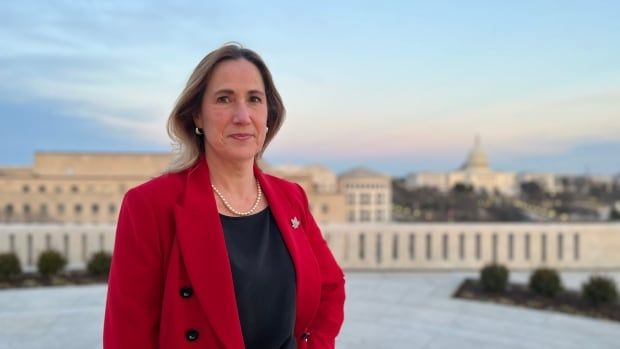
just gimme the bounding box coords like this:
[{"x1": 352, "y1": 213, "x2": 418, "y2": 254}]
[
  {"x1": 405, "y1": 136, "x2": 519, "y2": 195},
  {"x1": 1, "y1": 151, "x2": 619, "y2": 274}
]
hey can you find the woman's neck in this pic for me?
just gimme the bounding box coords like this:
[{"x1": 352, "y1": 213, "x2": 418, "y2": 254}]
[{"x1": 204, "y1": 152, "x2": 258, "y2": 206}]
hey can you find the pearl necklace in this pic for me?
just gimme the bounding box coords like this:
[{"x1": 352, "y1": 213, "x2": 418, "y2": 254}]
[{"x1": 211, "y1": 180, "x2": 262, "y2": 216}]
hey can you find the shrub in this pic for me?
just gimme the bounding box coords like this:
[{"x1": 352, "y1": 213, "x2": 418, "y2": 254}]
[
  {"x1": 582, "y1": 276, "x2": 618, "y2": 306},
  {"x1": 0, "y1": 252, "x2": 22, "y2": 282},
  {"x1": 529, "y1": 268, "x2": 563, "y2": 298},
  {"x1": 37, "y1": 249, "x2": 67, "y2": 278},
  {"x1": 480, "y1": 264, "x2": 509, "y2": 293},
  {"x1": 87, "y1": 251, "x2": 112, "y2": 277}
]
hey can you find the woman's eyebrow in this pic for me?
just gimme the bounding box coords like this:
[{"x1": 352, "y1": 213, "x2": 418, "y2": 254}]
[
  {"x1": 248, "y1": 90, "x2": 266, "y2": 96},
  {"x1": 213, "y1": 89, "x2": 265, "y2": 96},
  {"x1": 213, "y1": 88, "x2": 234, "y2": 95}
]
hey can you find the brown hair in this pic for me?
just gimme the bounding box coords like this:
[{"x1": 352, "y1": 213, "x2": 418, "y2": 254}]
[{"x1": 166, "y1": 43, "x2": 285, "y2": 172}]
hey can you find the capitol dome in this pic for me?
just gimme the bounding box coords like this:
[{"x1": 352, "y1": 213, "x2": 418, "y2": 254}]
[{"x1": 460, "y1": 136, "x2": 490, "y2": 171}]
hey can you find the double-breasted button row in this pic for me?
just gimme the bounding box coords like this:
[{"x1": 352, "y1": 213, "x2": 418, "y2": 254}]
[
  {"x1": 300, "y1": 331, "x2": 311, "y2": 341},
  {"x1": 180, "y1": 286, "x2": 193, "y2": 298},
  {"x1": 185, "y1": 329, "x2": 199, "y2": 341},
  {"x1": 180, "y1": 287, "x2": 198, "y2": 342}
]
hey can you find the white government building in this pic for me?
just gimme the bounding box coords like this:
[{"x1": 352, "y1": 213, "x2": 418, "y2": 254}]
[
  {"x1": 1, "y1": 152, "x2": 619, "y2": 272},
  {"x1": 405, "y1": 136, "x2": 519, "y2": 195}
]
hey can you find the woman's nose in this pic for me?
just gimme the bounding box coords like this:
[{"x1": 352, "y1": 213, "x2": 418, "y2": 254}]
[{"x1": 232, "y1": 102, "x2": 251, "y2": 123}]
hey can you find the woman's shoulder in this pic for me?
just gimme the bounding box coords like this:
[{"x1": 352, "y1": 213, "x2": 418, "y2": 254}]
[
  {"x1": 125, "y1": 169, "x2": 187, "y2": 204},
  {"x1": 262, "y1": 172, "x2": 304, "y2": 193}
]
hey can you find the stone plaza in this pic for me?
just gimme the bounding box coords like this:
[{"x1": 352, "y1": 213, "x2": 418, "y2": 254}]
[{"x1": 1, "y1": 271, "x2": 619, "y2": 349}]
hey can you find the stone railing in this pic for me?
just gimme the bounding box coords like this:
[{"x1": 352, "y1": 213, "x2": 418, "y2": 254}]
[{"x1": 1, "y1": 223, "x2": 619, "y2": 272}]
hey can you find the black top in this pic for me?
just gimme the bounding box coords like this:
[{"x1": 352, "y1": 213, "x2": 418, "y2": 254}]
[{"x1": 220, "y1": 207, "x2": 297, "y2": 349}]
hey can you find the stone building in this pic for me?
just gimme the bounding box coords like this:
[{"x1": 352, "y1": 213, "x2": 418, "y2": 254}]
[
  {"x1": 264, "y1": 163, "x2": 347, "y2": 224},
  {"x1": 0, "y1": 152, "x2": 171, "y2": 224},
  {"x1": 339, "y1": 168, "x2": 392, "y2": 223},
  {"x1": 405, "y1": 137, "x2": 518, "y2": 196},
  {"x1": 1, "y1": 152, "x2": 392, "y2": 225}
]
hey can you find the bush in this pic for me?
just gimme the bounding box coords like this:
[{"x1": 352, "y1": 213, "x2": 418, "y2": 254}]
[
  {"x1": 582, "y1": 276, "x2": 618, "y2": 306},
  {"x1": 0, "y1": 252, "x2": 22, "y2": 282},
  {"x1": 480, "y1": 264, "x2": 509, "y2": 293},
  {"x1": 37, "y1": 249, "x2": 67, "y2": 278},
  {"x1": 529, "y1": 268, "x2": 563, "y2": 298},
  {"x1": 87, "y1": 251, "x2": 112, "y2": 277}
]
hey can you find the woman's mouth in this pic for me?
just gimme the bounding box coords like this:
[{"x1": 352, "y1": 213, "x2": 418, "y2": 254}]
[{"x1": 229, "y1": 133, "x2": 253, "y2": 140}]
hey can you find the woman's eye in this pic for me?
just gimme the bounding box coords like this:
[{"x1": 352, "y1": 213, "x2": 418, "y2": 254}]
[
  {"x1": 249, "y1": 96, "x2": 262, "y2": 103},
  {"x1": 216, "y1": 96, "x2": 230, "y2": 103}
]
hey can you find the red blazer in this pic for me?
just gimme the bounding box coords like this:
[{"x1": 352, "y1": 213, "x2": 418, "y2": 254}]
[{"x1": 103, "y1": 158, "x2": 346, "y2": 349}]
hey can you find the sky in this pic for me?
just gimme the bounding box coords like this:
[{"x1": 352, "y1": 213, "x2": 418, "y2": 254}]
[{"x1": 0, "y1": 0, "x2": 619, "y2": 176}]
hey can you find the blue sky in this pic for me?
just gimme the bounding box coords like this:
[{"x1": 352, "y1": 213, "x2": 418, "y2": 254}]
[{"x1": 1, "y1": 0, "x2": 619, "y2": 176}]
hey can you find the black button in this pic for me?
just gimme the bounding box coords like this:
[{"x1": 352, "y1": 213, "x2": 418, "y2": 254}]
[
  {"x1": 180, "y1": 286, "x2": 193, "y2": 298},
  {"x1": 301, "y1": 331, "x2": 311, "y2": 341},
  {"x1": 185, "y1": 329, "x2": 199, "y2": 341}
]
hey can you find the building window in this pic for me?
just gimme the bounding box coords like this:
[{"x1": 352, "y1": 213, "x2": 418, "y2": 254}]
[
  {"x1": 38, "y1": 185, "x2": 46, "y2": 193},
  {"x1": 459, "y1": 234, "x2": 465, "y2": 260},
  {"x1": 347, "y1": 194, "x2": 355, "y2": 205},
  {"x1": 376, "y1": 235, "x2": 382, "y2": 264},
  {"x1": 99, "y1": 234, "x2": 105, "y2": 251},
  {"x1": 426, "y1": 234, "x2": 432, "y2": 260},
  {"x1": 55, "y1": 186, "x2": 62, "y2": 194},
  {"x1": 360, "y1": 210, "x2": 371, "y2": 222},
  {"x1": 360, "y1": 193, "x2": 371, "y2": 205},
  {"x1": 23, "y1": 204, "x2": 31, "y2": 215},
  {"x1": 347, "y1": 211, "x2": 355, "y2": 222},
  {"x1": 71, "y1": 185, "x2": 79, "y2": 193},
  {"x1": 321, "y1": 204, "x2": 329, "y2": 214},
  {"x1": 541, "y1": 234, "x2": 547, "y2": 262},
  {"x1": 57, "y1": 203, "x2": 65, "y2": 215},
  {"x1": 375, "y1": 193, "x2": 384, "y2": 204},
  {"x1": 475, "y1": 234, "x2": 481, "y2": 260},
  {"x1": 75, "y1": 204, "x2": 83, "y2": 214},
  {"x1": 22, "y1": 185, "x2": 30, "y2": 193},
  {"x1": 376, "y1": 209, "x2": 384, "y2": 222},
  {"x1": 109, "y1": 204, "x2": 116, "y2": 215},
  {"x1": 46, "y1": 234, "x2": 52, "y2": 249},
  {"x1": 92, "y1": 204, "x2": 100, "y2": 214},
  {"x1": 4, "y1": 204, "x2": 14, "y2": 218},
  {"x1": 492, "y1": 233, "x2": 498, "y2": 263}
]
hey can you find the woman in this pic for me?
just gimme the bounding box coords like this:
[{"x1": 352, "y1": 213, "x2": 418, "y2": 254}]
[{"x1": 103, "y1": 43, "x2": 346, "y2": 349}]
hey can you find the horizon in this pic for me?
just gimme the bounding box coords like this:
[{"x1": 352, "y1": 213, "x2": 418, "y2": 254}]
[
  {"x1": 1, "y1": 148, "x2": 618, "y2": 178},
  {"x1": 1, "y1": 1, "x2": 619, "y2": 176}
]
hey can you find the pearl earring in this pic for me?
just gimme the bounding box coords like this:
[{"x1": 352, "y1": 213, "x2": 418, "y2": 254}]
[{"x1": 195, "y1": 127, "x2": 204, "y2": 135}]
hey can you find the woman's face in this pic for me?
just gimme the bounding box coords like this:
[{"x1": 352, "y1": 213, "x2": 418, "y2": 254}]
[{"x1": 196, "y1": 58, "x2": 268, "y2": 163}]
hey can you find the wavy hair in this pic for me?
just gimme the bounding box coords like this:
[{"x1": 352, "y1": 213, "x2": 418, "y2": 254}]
[{"x1": 166, "y1": 43, "x2": 285, "y2": 173}]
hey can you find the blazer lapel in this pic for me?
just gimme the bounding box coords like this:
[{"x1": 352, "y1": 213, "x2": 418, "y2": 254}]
[
  {"x1": 255, "y1": 165, "x2": 322, "y2": 336},
  {"x1": 174, "y1": 159, "x2": 244, "y2": 349}
]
